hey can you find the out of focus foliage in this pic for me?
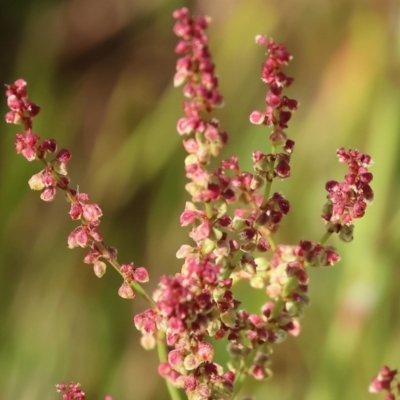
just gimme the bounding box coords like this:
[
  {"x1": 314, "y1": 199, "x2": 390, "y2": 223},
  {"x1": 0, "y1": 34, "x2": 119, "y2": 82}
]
[{"x1": 1, "y1": 0, "x2": 399, "y2": 399}]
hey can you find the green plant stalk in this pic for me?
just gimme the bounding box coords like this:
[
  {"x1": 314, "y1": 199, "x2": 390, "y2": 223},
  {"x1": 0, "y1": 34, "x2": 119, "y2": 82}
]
[{"x1": 157, "y1": 331, "x2": 184, "y2": 400}]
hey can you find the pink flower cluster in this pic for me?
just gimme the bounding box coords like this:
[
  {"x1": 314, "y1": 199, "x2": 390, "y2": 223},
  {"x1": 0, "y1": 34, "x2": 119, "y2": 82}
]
[
  {"x1": 249, "y1": 35, "x2": 298, "y2": 130},
  {"x1": 247, "y1": 35, "x2": 298, "y2": 194},
  {"x1": 5, "y1": 79, "x2": 40, "y2": 127},
  {"x1": 4, "y1": 7, "x2": 378, "y2": 400},
  {"x1": 369, "y1": 366, "x2": 400, "y2": 400},
  {"x1": 55, "y1": 382, "x2": 85, "y2": 400},
  {"x1": 56, "y1": 382, "x2": 113, "y2": 400},
  {"x1": 4, "y1": 80, "x2": 149, "y2": 300},
  {"x1": 173, "y1": 7, "x2": 227, "y2": 204},
  {"x1": 132, "y1": 8, "x2": 344, "y2": 400},
  {"x1": 322, "y1": 148, "x2": 374, "y2": 241}
]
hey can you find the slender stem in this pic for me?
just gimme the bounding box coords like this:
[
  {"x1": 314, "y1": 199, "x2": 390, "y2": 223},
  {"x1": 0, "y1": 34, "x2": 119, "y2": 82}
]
[
  {"x1": 261, "y1": 144, "x2": 276, "y2": 208},
  {"x1": 261, "y1": 179, "x2": 273, "y2": 208},
  {"x1": 94, "y1": 241, "x2": 158, "y2": 308},
  {"x1": 205, "y1": 202, "x2": 213, "y2": 219},
  {"x1": 157, "y1": 331, "x2": 184, "y2": 400},
  {"x1": 271, "y1": 298, "x2": 283, "y2": 318},
  {"x1": 44, "y1": 159, "x2": 158, "y2": 309},
  {"x1": 319, "y1": 231, "x2": 332, "y2": 245},
  {"x1": 268, "y1": 235, "x2": 276, "y2": 251},
  {"x1": 231, "y1": 349, "x2": 256, "y2": 400}
]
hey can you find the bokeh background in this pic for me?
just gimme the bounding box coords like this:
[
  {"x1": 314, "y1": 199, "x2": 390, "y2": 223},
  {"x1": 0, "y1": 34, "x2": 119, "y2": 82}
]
[{"x1": 1, "y1": 0, "x2": 400, "y2": 399}]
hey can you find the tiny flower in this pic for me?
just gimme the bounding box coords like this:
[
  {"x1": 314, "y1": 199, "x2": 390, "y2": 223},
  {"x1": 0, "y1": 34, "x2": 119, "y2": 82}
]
[
  {"x1": 93, "y1": 261, "x2": 107, "y2": 278},
  {"x1": 40, "y1": 187, "x2": 57, "y2": 202},
  {"x1": 7, "y1": 94, "x2": 20, "y2": 110},
  {"x1": 275, "y1": 157, "x2": 291, "y2": 179},
  {"x1": 120, "y1": 263, "x2": 135, "y2": 281},
  {"x1": 189, "y1": 219, "x2": 211, "y2": 242},
  {"x1": 249, "y1": 110, "x2": 266, "y2": 125},
  {"x1": 255, "y1": 34, "x2": 267, "y2": 45},
  {"x1": 56, "y1": 148, "x2": 72, "y2": 162},
  {"x1": 269, "y1": 129, "x2": 287, "y2": 146},
  {"x1": 184, "y1": 354, "x2": 199, "y2": 370},
  {"x1": 82, "y1": 203, "x2": 103, "y2": 223},
  {"x1": 140, "y1": 334, "x2": 156, "y2": 350},
  {"x1": 168, "y1": 349, "x2": 184, "y2": 369},
  {"x1": 180, "y1": 209, "x2": 199, "y2": 226},
  {"x1": 69, "y1": 203, "x2": 82, "y2": 220},
  {"x1": 158, "y1": 362, "x2": 172, "y2": 378},
  {"x1": 118, "y1": 281, "x2": 135, "y2": 299},
  {"x1": 176, "y1": 244, "x2": 194, "y2": 258},
  {"x1": 53, "y1": 161, "x2": 68, "y2": 175},
  {"x1": 134, "y1": 267, "x2": 149, "y2": 283},
  {"x1": 196, "y1": 341, "x2": 214, "y2": 362},
  {"x1": 25, "y1": 101, "x2": 40, "y2": 117},
  {"x1": 28, "y1": 171, "x2": 45, "y2": 191},
  {"x1": 67, "y1": 226, "x2": 89, "y2": 248},
  {"x1": 5, "y1": 110, "x2": 22, "y2": 124}
]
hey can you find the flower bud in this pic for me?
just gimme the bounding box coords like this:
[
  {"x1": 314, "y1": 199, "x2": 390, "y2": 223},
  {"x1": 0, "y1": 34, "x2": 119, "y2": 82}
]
[
  {"x1": 93, "y1": 261, "x2": 106, "y2": 278},
  {"x1": 134, "y1": 267, "x2": 149, "y2": 283},
  {"x1": 28, "y1": 172, "x2": 45, "y2": 190},
  {"x1": 118, "y1": 282, "x2": 135, "y2": 299}
]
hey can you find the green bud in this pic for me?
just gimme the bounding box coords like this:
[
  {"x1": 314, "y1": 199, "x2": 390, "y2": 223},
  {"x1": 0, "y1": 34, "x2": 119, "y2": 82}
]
[{"x1": 221, "y1": 309, "x2": 237, "y2": 328}]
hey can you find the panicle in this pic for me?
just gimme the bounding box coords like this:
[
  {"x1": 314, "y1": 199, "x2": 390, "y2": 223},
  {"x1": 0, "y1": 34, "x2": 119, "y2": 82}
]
[
  {"x1": 5, "y1": 80, "x2": 150, "y2": 300},
  {"x1": 55, "y1": 382, "x2": 85, "y2": 400},
  {"x1": 322, "y1": 148, "x2": 374, "y2": 241},
  {"x1": 369, "y1": 365, "x2": 399, "y2": 399}
]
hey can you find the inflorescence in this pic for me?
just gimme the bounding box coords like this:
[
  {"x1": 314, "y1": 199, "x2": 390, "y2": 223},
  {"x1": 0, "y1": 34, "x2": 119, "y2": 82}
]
[{"x1": 4, "y1": 6, "x2": 382, "y2": 400}]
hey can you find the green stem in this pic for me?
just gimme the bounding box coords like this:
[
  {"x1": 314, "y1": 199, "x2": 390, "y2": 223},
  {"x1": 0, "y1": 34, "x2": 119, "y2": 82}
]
[
  {"x1": 36, "y1": 143, "x2": 178, "y2": 400},
  {"x1": 268, "y1": 235, "x2": 276, "y2": 251},
  {"x1": 261, "y1": 179, "x2": 273, "y2": 208},
  {"x1": 319, "y1": 231, "x2": 332, "y2": 245},
  {"x1": 261, "y1": 144, "x2": 276, "y2": 208},
  {"x1": 205, "y1": 202, "x2": 213, "y2": 219},
  {"x1": 44, "y1": 161, "x2": 158, "y2": 309},
  {"x1": 271, "y1": 298, "x2": 284, "y2": 318},
  {"x1": 96, "y1": 241, "x2": 158, "y2": 308},
  {"x1": 157, "y1": 331, "x2": 184, "y2": 400},
  {"x1": 231, "y1": 349, "x2": 256, "y2": 400}
]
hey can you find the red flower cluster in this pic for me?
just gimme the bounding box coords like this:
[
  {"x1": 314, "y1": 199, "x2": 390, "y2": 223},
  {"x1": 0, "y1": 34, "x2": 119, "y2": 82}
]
[
  {"x1": 249, "y1": 35, "x2": 298, "y2": 130},
  {"x1": 5, "y1": 79, "x2": 40, "y2": 127},
  {"x1": 173, "y1": 7, "x2": 227, "y2": 204},
  {"x1": 56, "y1": 383, "x2": 113, "y2": 400},
  {"x1": 322, "y1": 148, "x2": 374, "y2": 241},
  {"x1": 369, "y1": 366, "x2": 400, "y2": 400},
  {"x1": 55, "y1": 382, "x2": 85, "y2": 400},
  {"x1": 4, "y1": 80, "x2": 150, "y2": 301},
  {"x1": 4, "y1": 7, "x2": 378, "y2": 400},
  {"x1": 248, "y1": 36, "x2": 298, "y2": 198},
  {"x1": 132, "y1": 7, "x2": 340, "y2": 400}
]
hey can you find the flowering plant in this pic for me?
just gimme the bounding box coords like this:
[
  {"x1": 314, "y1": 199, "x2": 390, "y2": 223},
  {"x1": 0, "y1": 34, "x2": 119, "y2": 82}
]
[{"x1": 4, "y1": 6, "x2": 391, "y2": 400}]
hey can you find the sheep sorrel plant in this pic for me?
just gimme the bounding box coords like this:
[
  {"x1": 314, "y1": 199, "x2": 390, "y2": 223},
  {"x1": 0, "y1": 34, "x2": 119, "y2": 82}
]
[{"x1": 5, "y1": 6, "x2": 388, "y2": 400}]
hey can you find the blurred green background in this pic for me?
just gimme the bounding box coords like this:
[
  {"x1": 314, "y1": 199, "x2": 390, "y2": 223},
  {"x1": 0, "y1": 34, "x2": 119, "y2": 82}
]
[{"x1": 1, "y1": 0, "x2": 400, "y2": 399}]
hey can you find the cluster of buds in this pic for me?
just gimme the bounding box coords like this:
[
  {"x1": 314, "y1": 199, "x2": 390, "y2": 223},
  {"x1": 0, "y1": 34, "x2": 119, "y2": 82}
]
[
  {"x1": 4, "y1": 7, "x2": 378, "y2": 400},
  {"x1": 173, "y1": 7, "x2": 226, "y2": 204},
  {"x1": 55, "y1": 382, "x2": 86, "y2": 400},
  {"x1": 56, "y1": 382, "x2": 112, "y2": 400},
  {"x1": 322, "y1": 148, "x2": 374, "y2": 242},
  {"x1": 249, "y1": 35, "x2": 298, "y2": 129},
  {"x1": 4, "y1": 80, "x2": 150, "y2": 301},
  {"x1": 249, "y1": 35, "x2": 298, "y2": 189},
  {"x1": 370, "y1": 366, "x2": 400, "y2": 400},
  {"x1": 132, "y1": 7, "x2": 345, "y2": 400}
]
